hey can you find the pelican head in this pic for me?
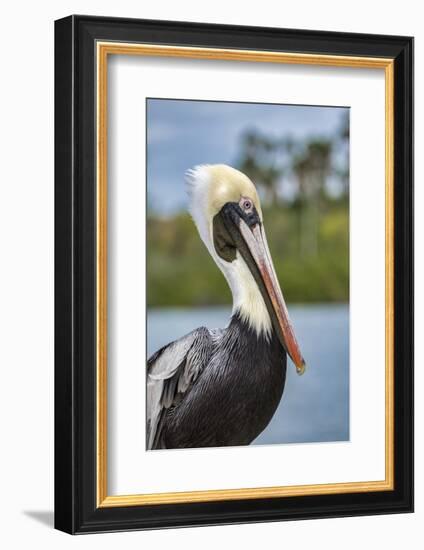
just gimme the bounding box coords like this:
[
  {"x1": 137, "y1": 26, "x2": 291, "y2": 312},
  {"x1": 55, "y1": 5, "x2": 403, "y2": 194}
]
[{"x1": 186, "y1": 164, "x2": 305, "y2": 375}]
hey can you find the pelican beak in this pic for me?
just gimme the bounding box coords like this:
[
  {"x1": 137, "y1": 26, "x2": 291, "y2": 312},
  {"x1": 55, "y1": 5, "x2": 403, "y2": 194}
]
[{"x1": 238, "y1": 219, "x2": 306, "y2": 375}]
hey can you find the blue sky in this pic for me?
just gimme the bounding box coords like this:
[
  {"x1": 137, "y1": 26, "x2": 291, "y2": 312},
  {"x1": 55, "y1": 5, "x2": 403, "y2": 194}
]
[{"x1": 147, "y1": 99, "x2": 347, "y2": 214}]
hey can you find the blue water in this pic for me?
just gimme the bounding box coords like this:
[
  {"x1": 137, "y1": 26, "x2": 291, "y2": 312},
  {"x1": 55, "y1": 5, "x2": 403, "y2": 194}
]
[{"x1": 147, "y1": 305, "x2": 349, "y2": 445}]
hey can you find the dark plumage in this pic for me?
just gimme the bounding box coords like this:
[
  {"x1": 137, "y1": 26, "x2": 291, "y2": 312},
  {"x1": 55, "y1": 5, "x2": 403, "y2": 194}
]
[{"x1": 147, "y1": 313, "x2": 286, "y2": 449}]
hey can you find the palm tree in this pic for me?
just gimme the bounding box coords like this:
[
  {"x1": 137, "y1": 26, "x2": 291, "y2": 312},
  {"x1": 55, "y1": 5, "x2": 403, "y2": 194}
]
[
  {"x1": 238, "y1": 130, "x2": 283, "y2": 205},
  {"x1": 335, "y1": 110, "x2": 350, "y2": 197},
  {"x1": 293, "y1": 139, "x2": 332, "y2": 257}
]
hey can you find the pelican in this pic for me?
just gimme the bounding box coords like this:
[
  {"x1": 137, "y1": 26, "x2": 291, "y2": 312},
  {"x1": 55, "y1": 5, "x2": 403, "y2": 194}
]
[{"x1": 147, "y1": 164, "x2": 305, "y2": 450}]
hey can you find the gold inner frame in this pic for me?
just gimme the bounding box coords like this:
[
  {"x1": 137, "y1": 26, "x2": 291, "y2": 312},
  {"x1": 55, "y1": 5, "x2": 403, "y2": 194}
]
[{"x1": 96, "y1": 42, "x2": 395, "y2": 508}]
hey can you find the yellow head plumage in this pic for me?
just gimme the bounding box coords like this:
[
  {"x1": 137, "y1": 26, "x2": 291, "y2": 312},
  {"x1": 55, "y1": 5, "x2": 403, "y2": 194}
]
[{"x1": 186, "y1": 164, "x2": 262, "y2": 226}]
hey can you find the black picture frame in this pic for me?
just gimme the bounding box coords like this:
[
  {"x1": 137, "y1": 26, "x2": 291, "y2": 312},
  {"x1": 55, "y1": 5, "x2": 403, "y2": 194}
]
[{"x1": 55, "y1": 14, "x2": 414, "y2": 534}]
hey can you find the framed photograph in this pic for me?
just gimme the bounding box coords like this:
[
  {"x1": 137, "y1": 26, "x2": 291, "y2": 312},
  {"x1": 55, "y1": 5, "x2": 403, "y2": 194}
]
[{"x1": 54, "y1": 15, "x2": 413, "y2": 534}]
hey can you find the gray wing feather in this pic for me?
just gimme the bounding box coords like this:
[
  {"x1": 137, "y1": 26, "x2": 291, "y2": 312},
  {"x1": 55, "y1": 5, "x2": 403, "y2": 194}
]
[{"x1": 146, "y1": 327, "x2": 214, "y2": 449}]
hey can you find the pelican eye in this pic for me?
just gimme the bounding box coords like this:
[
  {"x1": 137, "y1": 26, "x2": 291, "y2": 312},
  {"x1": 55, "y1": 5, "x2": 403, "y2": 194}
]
[
  {"x1": 237, "y1": 197, "x2": 259, "y2": 228},
  {"x1": 241, "y1": 198, "x2": 253, "y2": 212}
]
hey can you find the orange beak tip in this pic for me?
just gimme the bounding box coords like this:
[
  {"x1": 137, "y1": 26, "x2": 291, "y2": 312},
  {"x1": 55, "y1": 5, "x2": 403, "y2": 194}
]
[{"x1": 296, "y1": 360, "x2": 306, "y2": 376}]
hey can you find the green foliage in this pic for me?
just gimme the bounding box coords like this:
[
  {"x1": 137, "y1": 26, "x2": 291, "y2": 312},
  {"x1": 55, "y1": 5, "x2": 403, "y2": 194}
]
[{"x1": 146, "y1": 201, "x2": 348, "y2": 307}]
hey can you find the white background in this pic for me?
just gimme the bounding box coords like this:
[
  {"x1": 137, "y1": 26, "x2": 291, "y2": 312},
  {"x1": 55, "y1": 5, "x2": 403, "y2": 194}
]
[
  {"x1": 0, "y1": 1, "x2": 421, "y2": 548},
  {"x1": 108, "y1": 57, "x2": 386, "y2": 495}
]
